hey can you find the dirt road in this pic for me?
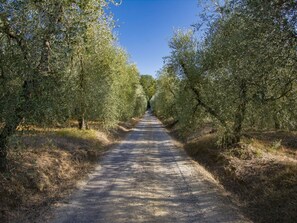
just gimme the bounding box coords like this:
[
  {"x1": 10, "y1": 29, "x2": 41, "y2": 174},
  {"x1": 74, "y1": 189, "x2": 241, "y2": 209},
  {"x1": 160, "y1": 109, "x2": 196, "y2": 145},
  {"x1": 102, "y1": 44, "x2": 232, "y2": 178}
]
[{"x1": 48, "y1": 113, "x2": 250, "y2": 223}]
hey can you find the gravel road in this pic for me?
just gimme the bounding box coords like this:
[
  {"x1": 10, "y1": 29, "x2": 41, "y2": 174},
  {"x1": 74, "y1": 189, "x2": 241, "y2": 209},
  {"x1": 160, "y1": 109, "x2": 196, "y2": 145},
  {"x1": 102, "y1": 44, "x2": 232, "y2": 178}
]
[{"x1": 48, "y1": 112, "x2": 250, "y2": 223}]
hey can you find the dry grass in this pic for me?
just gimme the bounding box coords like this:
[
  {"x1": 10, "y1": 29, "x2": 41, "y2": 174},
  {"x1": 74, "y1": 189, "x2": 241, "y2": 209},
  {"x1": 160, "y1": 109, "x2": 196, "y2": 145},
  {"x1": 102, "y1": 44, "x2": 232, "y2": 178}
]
[
  {"x1": 0, "y1": 129, "x2": 106, "y2": 222},
  {"x1": 246, "y1": 131, "x2": 297, "y2": 158},
  {"x1": 109, "y1": 118, "x2": 140, "y2": 140},
  {"x1": 183, "y1": 131, "x2": 297, "y2": 223},
  {"x1": 0, "y1": 118, "x2": 138, "y2": 223}
]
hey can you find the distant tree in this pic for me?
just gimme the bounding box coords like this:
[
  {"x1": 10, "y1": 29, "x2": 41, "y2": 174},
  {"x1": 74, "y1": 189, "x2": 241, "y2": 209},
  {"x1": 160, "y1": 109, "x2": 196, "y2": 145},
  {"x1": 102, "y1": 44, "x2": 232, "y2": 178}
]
[
  {"x1": 140, "y1": 75, "x2": 156, "y2": 100},
  {"x1": 140, "y1": 75, "x2": 156, "y2": 109}
]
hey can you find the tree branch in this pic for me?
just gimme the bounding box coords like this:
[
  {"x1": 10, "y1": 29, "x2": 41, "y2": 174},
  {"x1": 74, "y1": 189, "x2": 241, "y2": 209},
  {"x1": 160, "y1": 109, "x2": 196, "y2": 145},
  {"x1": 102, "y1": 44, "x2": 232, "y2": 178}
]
[{"x1": 180, "y1": 61, "x2": 228, "y2": 128}]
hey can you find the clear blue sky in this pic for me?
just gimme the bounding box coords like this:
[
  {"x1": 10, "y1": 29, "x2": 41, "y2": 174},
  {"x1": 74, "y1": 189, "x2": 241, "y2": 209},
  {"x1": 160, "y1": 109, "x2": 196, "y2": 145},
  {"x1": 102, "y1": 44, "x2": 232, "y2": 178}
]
[{"x1": 110, "y1": 0, "x2": 202, "y2": 77}]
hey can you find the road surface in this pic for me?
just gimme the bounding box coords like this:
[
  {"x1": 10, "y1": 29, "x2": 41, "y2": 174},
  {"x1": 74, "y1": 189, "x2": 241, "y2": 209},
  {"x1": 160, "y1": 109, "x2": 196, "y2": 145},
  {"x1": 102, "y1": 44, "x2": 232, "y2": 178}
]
[{"x1": 47, "y1": 112, "x2": 250, "y2": 223}]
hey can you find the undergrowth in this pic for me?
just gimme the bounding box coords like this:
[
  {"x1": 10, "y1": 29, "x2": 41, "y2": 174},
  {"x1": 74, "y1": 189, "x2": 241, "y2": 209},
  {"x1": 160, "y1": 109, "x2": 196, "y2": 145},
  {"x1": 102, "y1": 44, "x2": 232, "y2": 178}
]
[
  {"x1": 0, "y1": 128, "x2": 110, "y2": 222},
  {"x1": 56, "y1": 128, "x2": 99, "y2": 141},
  {"x1": 0, "y1": 118, "x2": 138, "y2": 222},
  {"x1": 184, "y1": 132, "x2": 297, "y2": 223}
]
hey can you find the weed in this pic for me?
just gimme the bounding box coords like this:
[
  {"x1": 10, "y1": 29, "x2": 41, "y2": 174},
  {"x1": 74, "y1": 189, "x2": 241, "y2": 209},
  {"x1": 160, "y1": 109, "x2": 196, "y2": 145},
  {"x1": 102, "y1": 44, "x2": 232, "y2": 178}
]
[
  {"x1": 56, "y1": 128, "x2": 98, "y2": 141},
  {"x1": 271, "y1": 139, "x2": 282, "y2": 150}
]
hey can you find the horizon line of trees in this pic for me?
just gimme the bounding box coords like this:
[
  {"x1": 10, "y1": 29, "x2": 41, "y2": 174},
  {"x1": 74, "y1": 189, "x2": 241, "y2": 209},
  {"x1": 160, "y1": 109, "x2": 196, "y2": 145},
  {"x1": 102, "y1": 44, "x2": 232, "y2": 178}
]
[
  {"x1": 151, "y1": 0, "x2": 296, "y2": 146},
  {"x1": 0, "y1": 0, "x2": 148, "y2": 171}
]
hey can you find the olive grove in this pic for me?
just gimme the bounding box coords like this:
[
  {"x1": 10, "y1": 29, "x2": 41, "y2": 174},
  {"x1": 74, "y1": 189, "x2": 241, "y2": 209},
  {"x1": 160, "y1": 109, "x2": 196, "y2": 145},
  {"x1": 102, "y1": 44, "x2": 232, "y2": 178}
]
[
  {"x1": 0, "y1": 0, "x2": 147, "y2": 171},
  {"x1": 151, "y1": 0, "x2": 297, "y2": 145}
]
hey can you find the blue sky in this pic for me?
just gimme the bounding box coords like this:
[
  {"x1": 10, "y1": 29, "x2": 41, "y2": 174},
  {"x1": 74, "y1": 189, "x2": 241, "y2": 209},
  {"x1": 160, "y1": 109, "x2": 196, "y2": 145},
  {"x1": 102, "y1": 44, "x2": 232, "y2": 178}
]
[{"x1": 110, "y1": 0, "x2": 202, "y2": 77}]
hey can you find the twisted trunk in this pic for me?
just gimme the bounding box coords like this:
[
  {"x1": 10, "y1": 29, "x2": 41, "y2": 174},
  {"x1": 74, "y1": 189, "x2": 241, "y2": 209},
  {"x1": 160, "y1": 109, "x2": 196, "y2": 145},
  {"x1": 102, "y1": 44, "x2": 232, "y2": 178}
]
[
  {"x1": 227, "y1": 80, "x2": 248, "y2": 145},
  {"x1": 180, "y1": 62, "x2": 228, "y2": 129},
  {"x1": 78, "y1": 56, "x2": 88, "y2": 130},
  {"x1": 0, "y1": 81, "x2": 29, "y2": 171},
  {"x1": 78, "y1": 113, "x2": 87, "y2": 130}
]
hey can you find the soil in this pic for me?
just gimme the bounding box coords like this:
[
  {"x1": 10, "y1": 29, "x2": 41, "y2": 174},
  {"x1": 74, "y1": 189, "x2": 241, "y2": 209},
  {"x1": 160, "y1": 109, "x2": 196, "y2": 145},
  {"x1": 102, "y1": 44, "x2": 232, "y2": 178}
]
[
  {"x1": 40, "y1": 112, "x2": 249, "y2": 223},
  {"x1": 0, "y1": 119, "x2": 137, "y2": 223}
]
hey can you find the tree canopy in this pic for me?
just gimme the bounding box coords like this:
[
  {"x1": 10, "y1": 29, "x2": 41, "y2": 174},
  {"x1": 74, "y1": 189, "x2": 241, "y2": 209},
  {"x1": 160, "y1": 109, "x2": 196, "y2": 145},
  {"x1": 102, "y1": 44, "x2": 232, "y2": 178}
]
[
  {"x1": 140, "y1": 75, "x2": 156, "y2": 100},
  {"x1": 151, "y1": 0, "x2": 297, "y2": 145},
  {"x1": 0, "y1": 0, "x2": 147, "y2": 171}
]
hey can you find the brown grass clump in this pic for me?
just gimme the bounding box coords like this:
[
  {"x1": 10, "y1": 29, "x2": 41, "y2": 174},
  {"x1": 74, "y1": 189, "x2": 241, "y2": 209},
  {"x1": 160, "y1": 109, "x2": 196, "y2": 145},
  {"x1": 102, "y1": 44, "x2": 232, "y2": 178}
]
[
  {"x1": 246, "y1": 131, "x2": 297, "y2": 158},
  {"x1": 0, "y1": 128, "x2": 110, "y2": 222},
  {"x1": 110, "y1": 118, "x2": 140, "y2": 140},
  {"x1": 184, "y1": 131, "x2": 297, "y2": 223},
  {"x1": 0, "y1": 118, "x2": 139, "y2": 223}
]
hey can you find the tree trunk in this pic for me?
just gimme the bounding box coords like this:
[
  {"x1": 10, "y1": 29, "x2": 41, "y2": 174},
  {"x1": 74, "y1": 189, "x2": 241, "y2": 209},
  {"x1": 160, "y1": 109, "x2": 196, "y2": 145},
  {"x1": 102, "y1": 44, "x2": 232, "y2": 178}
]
[
  {"x1": 0, "y1": 134, "x2": 9, "y2": 172},
  {"x1": 78, "y1": 55, "x2": 88, "y2": 130},
  {"x1": 0, "y1": 111, "x2": 23, "y2": 172},
  {"x1": 273, "y1": 113, "x2": 280, "y2": 130},
  {"x1": 78, "y1": 113, "x2": 87, "y2": 130},
  {"x1": 180, "y1": 62, "x2": 228, "y2": 129},
  {"x1": 147, "y1": 101, "x2": 151, "y2": 110},
  {"x1": 231, "y1": 80, "x2": 247, "y2": 144},
  {"x1": 38, "y1": 39, "x2": 51, "y2": 74},
  {"x1": 0, "y1": 79, "x2": 31, "y2": 172}
]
